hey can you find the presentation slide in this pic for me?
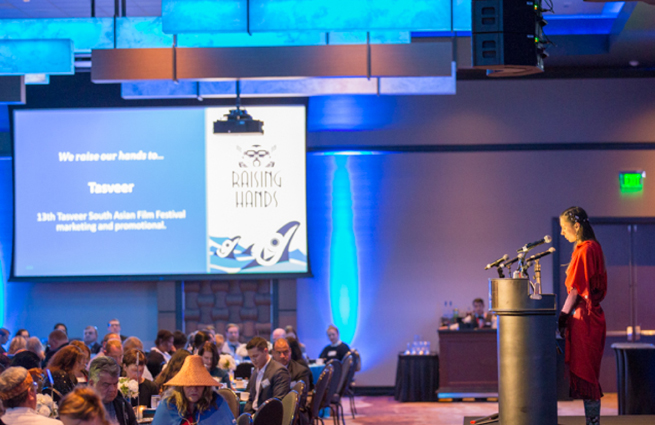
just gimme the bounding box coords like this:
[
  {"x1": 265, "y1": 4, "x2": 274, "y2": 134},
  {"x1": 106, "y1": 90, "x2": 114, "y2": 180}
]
[{"x1": 12, "y1": 106, "x2": 307, "y2": 278}]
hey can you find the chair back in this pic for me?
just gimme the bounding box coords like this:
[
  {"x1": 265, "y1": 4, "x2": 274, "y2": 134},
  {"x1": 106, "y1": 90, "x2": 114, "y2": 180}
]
[
  {"x1": 321, "y1": 359, "x2": 342, "y2": 409},
  {"x1": 281, "y1": 390, "x2": 298, "y2": 425},
  {"x1": 237, "y1": 413, "x2": 253, "y2": 425},
  {"x1": 309, "y1": 364, "x2": 333, "y2": 419},
  {"x1": 351, "y1": 349, "x2": 361, "y2": 372},
  {"x1": 335, "y1": 352, "x2": 353, "y2": 398},
  {"x1": 235, "y1": 362, "x2": 254, "y2": 379},
  {"x1": 217, "y1": 388, "x2": 240, "y2": 420},
  {"x1": 253, "y1": 398, "x2": 284, "y2": 425}
]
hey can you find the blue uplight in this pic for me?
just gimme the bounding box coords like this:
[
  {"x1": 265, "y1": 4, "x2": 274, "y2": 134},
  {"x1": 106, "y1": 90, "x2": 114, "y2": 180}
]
[{"x1": 329, "y1": 156, "x2": 359, "y2": 344}]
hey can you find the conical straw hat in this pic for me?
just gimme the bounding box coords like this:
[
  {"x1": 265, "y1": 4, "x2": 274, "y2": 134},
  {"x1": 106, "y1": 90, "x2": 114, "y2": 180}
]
[{"x1": 164, "y1": 355, "x2": 219, "y2": 387}]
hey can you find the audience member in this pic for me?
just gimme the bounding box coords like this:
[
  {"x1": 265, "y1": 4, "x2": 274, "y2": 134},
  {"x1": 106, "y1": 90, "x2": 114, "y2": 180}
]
[
  {"x1": 0, "y1": 328, "x2": 10, "y2": 354},
  {"x1": 172, "y1": 331, "x2": 187, "y2": 351},
  {"x1": 59, "y1": 386, "x2": 111, "y2": 425},
  {"x1": 191, "y1": 331, "x2": 211, "y2": 354},
  {"x1": 97, "y1": 333, "x2": 121, "y2": 358},
  {"x1": 88, "y1": 356, "x2": 137, "y2": 425},
  {"x1": 148, "y1": 330, "x2": 174, "y2": 379},
  {"x1": 271, "y1": 328, "x2": 286, "y2": 343},
  {"x1": 122, "y1": 337, "x2": 143, "y2": 353},
  {"x1": 54, "y1": 323, "x2": 68, "y2": 335},
  {"x1": 153, "y1": 349, "x2": 191, "y2": 391},
  {"x1": 285, "y1": 325, "x2": 309, "y2": 361},
  {"x1": 197, "y1": 342, "x2": 230, "y2": 388},
  {"x1": 214, "y1": 333, "x2": 225, "y2": 349},
  {"x1": 220, "y1": 324, "x2": 247, "y2": 361},
  {"x1": 319, "y1": 325, "x2": 350, "y2": 362},
  {"x1": 0, "y1": 366, "x2": 64, "y2": 424},
  {"x1": 462, "y1": 298, "x2": 493, "y2": 329},
  {"x1": 43, "y1": 345, "x2": 85, "y2": 402},
  {"x1": 8, "y1": 336, "x2": 27, "y2": 355},
  {"x1": 108, "y1": 319, "x2": 127, "y2": 343},
  {"x1": 10, "y1": 351, "x2": 41, "y2": 371},
  {"x1": 273, "y1": 338, "x2": 312, "y2": 407},
  {"x1": 287, "y1": 337, "x2": 308, "y2": 367},
  {"x1": 84, "y1": 326, "x2": 101, "y2": 355},
  {"x1": 151, "y1": 355, "x2": 234, "y2": 425},
  {"x1": 105, "y1": 340, "x2": 124, "y2": 367},
  {"x1": 123, "y1": 349, "x2": 158, "y2": 408},
  {"x1": 122, "y1": 337, "x2": 153, "y2": 381},
  {"x1": 15, "y1": 329, "x2": 30, "y2": 339},
  {"x1": 244, "y1": 336, "x2": 290, "y2": 413},
  {"x1": 26, "y1": 337, "x2": 45, "y2": 360},
  {"x1": 44, "y1": 330, "x2": 69, "y2": 366},
  {"x1": 69, "y1": 341, "x2": 91, "y2": 383}
]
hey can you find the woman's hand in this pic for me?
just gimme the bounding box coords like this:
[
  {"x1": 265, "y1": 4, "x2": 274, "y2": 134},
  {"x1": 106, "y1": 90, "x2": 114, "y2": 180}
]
[{"x1": 558, "y1": 311, "x2": 570, "y2": 337}]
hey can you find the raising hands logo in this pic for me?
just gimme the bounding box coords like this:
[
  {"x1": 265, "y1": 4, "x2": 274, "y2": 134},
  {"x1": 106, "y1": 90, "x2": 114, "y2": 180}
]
[{"x1": 237, "y1": 144, "x2": 276, "y2": 168}]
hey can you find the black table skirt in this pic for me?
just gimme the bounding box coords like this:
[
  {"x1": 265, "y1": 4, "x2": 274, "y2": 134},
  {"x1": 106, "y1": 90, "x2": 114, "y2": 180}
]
[{"x1": 394, "y1": 353, "x2": 439, "y2": 402}]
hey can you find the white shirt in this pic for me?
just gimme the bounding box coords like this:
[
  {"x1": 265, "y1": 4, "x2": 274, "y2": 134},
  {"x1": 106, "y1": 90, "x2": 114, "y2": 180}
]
[
  {"x1": 150, "y1": 347, "x2": 172, "y2": 363},
  {"x1": 221, "y1": 341, "x2": 248, "y2": 361},
  {"x1": 2, "y1": 407, "x2": 64, "y2": 425},
  {"x1": 253, "y1": 356, "x2": 272, "y2": 410}
]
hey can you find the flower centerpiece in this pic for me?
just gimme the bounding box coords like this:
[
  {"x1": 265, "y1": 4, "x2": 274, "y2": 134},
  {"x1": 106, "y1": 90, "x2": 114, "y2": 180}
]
[
  {"x1": 118, "y1": 377, "x2": 139, "y2": 400},
  {"x1": 36, "y1": 393, "x2": 58, "y2": 418},
  {"x1": 219, "y1": 354, "x2": 237, "y2": 372}
]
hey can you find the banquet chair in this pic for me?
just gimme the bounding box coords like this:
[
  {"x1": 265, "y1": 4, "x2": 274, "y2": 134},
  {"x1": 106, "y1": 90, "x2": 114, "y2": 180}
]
[
  {"x1": 320, "y1": 360, "x2": 342, "y2": 425},
  {"x1": 218, "y1": 388, "x2": 240, "y2": 420},
  {"x1": 238, "y1": 413, "x2": 253, "y2": 425},
  {"x1": 235, "y1": 362, "x2": 254, "y2": 379},
  {"x1": 281, "y1": 390, "x2": 299, "y2": 425},
  {"x1": 292, "y1": 381, "x2": 306, "y2": 425},
  {"x1": 253, "y1": 398, "x2": 284, "y2": 425},
  {"x1": 346, "y1": 349, "x2": 361, "y2": 417},
  {"x1": 308, "y1": 364, "x2": 333, "y2": 425},
  {"x1": 330, "y1": 353, "x2": 355, "y2": 425}
]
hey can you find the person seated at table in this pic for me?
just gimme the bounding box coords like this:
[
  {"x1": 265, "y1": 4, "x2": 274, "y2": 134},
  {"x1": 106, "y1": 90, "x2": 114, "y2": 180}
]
[
  {"x1": 0, "y1": 366, "x2": 64, "y2": 424},
  {"x1": 462, "y1": 298, "x2": 493, "y2": 329},
  {"x1": 152, "y1": 355, "x2": 234, "y2": 425},
  {"x1": 88, "y1": 356, "x2": 137, "y2": 425},
  {"x1": 26, "y1": 337, "x2": 45, "y2": 361},
  {"x1": 69, "y1": 341, "x2": 91, "y2": 383},
  {"x1": 42, "y1": 345, "x2": 86, "y2": 402},
  {"x1": 123, "y1": 349, "x2": 158, "y2": 408},
  {"x1": 44, "y1": 329, "x2": 69, "y2": 366},
  {"x1": 148, "y1": 330, "x2": 174, "y2": 379},
  {"x1": 154, "y1": 349, "x2": 191, "y2": 392},
  {"x1": 173, "y1": 331, "x2": 187, "y2": 352},
  {"x1": 220, "y1": 324, "x2": 248, "y2": 362},
  {"x1": 197, "y1": 342, "x2": 231, "y2": 389},
  {"x1": 244, "y1": 336, "x2": 290, "y2": 414},
  {"x1": 8, "y1": 336, "x2": 27, "y2": 356},
  {"x1": 59, "y1": 386, "x2": 111, "y2": 425},
  {"x1": 273, "y1": 338, "x2": 312, "y2": 395},
  {"x1": 285, "y1": 326, "x2": 309, "y2": 361},
  {"x1": 286, "y1": 337, "x2": 309, "y2": 368},
  {"x1": 319, "y1": 325, "x2": 350, "y2": 362}
]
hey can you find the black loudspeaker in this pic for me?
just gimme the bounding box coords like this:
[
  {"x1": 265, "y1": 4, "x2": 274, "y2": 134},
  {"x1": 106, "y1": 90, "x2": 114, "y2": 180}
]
[{"x1": 472, "y1": 0, "x2": 545, "y2": 77}]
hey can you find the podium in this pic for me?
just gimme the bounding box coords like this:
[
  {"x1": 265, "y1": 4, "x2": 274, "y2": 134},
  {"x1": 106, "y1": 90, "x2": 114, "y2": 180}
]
[{"x1": 489, "y1": 278, "x2": 558, "y2": 425}]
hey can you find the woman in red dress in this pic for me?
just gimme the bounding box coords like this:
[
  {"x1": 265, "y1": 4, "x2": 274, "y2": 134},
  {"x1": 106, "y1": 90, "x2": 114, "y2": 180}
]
[{"x1": 558, "y1": 206, "x2": 607, "y2": 425}]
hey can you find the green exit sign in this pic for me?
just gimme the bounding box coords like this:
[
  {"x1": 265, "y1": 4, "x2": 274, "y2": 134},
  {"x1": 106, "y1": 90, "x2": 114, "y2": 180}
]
[{"x1": 619, "y1": 171, "x2": 646, "y2": 193}]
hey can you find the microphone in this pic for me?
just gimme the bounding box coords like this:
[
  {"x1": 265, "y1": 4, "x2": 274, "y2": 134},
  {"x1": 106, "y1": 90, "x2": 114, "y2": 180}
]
[
  {"x1": 518, "y1": 235, "x2": 552, "y2": 253},
  {"x1": 501, "y1": 253, "x2": 523, "y2": 267},
  {"x1": 526, "y1": 247, "x2": 556, "y2": 263},
  {"x1": 485, "y1": 254, "x2": 509, "y2": 270}
]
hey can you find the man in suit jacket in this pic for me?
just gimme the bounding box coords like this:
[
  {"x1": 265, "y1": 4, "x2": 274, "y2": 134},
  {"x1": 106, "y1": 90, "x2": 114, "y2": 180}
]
[
  {"x1": 244, "y1": 336, "x2": 290, "y2": 413},
  {"x1": 273, "y1": 337, "x2": 312, "y2": 424}
]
